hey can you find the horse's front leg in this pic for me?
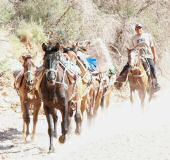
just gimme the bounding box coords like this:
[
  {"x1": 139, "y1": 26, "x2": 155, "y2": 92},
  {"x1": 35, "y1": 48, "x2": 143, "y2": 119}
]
[
  {"x1": 130, "y1": 88, "x2": 134, "y2": 104},
  {"x1": 105, "y1": 89, "x2": 113, "y2": 109},
  {"x1": 101, "y1": 87, "x2": 107, "y2": 109},
  {"x1": 59, "y1": 97, "x2": 69, "y2": 144},
  {"x1": 43, "y1": 105, "x2": 55, "y2": 153},
  {"x1": 75, "y1": 97, "x2": 82, "y2": 135},
  {"x1": 81, "y1": 95, "x2": 88, "y2": 117},
  {"x1": 52, "y1": 108, "x2": 58, "y2": 138},
  {"x1": 94, "y1": 89, "x2": 103, "y2": 117},
  {"x1": 22, "y1": 101, "x2": 30, "y2": 142},
  {"x1": 32, "y1": 98, "x2": 41, "y2": 140},
  {"x1": 86, "y1": 89, "x2": 94, "y2": 118},
  {"x1": 138, "y1": 89, "x2": 146, "y2": 110}
]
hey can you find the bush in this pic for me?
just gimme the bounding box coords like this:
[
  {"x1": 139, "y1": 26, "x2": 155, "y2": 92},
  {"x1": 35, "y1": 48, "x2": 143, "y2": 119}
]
[
  {"x1": 55, "y1": 7, "x2": 83, "y2": 42},
  {"x1": 16, "y1": 0, "x2": 65, "y2": 23},
  {"x1": 15, "y1": 0, "x2": 82, "y2": 42},
  {"x1": 0, "y1": 0, "x2": 15, "y2": 24},
  {"x1": 16, "y1": 21, "x2": 48, "y2": 44}
]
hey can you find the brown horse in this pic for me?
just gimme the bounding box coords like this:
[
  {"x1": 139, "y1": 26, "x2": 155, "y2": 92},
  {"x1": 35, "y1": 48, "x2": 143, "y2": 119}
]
[
  {"x1": 39, "y1": 43, "x2": 84, "y2": 152},
  {"x1": 65, "y1": 45, "x2": 103, "y2": 124},
  {"x1": 128, "y1": 48, "x2": 151, "y2": 107},
  {"x1": 13, "y1": 55, "x2": 41, "y2": 141},
  {"x1": 62, "y1": 45, "x2": 95, "y2": 128}
]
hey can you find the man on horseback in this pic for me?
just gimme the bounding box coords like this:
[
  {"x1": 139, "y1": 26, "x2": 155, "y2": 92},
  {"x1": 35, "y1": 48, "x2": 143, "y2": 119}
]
[{"x1": 114, "y1": 23, "x2": 160, "y2": 92}]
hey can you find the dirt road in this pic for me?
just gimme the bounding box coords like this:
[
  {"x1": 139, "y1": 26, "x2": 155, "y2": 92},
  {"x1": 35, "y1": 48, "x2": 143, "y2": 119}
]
[{"x1": 1, "y1": 78, "x2": 170, "y2": 160}]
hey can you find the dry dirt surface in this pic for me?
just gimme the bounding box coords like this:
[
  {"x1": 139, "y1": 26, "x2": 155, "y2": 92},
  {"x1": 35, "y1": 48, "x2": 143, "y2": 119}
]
[{"x1": 1, "y1": 77, "x2": 170, "y2": 160}]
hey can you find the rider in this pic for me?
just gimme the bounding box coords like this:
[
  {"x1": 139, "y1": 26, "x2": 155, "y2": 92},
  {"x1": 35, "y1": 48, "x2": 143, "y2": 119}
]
[{"x1": 114, "y1": 23, "x2": 160, "y2": 92}]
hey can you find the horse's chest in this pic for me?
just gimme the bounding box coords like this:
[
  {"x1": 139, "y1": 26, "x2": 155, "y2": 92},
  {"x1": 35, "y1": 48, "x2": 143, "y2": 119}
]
[{"x1": 27, "y1": 92, "x2": 36, "y2": 100}]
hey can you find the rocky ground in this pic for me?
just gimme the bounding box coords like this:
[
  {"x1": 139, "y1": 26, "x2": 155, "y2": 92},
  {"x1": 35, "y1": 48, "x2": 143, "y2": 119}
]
[{"x1": 0, "y1": 76, "x2": 170, "y2": 160}]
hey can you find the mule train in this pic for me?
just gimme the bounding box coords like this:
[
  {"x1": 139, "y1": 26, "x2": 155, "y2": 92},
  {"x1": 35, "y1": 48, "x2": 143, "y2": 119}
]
[
  {"x1": 13, "y1": 40, "x2": 157, "y2": 152},
  {"x1": 13, "y1": 40, "x2": 116, "y2": 152}
]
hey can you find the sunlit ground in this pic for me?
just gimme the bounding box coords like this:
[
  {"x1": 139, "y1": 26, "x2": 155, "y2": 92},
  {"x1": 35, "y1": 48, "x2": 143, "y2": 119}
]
[{"x1": 1, "y1": 77, "x2": 170, "y2": 160}]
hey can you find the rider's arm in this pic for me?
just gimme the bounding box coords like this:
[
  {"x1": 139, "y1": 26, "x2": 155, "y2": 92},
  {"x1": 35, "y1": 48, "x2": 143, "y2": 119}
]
[
  {"x1": 150, "y1": 34, "x2": 157, "y2": 64},
  {"x1": 151, "y1": 46, "x2": 157, "y2": 64}
]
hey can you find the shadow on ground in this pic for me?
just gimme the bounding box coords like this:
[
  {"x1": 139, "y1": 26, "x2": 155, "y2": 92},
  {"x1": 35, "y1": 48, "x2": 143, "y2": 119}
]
[{"x1": 0, "y1": 128, "x2": 21, "y2": 151}]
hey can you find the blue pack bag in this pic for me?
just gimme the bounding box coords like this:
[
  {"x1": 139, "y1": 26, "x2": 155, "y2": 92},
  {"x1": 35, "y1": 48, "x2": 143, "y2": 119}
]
[{"x1": 86, "y1": 58, "x2": 98, "y2": 72}]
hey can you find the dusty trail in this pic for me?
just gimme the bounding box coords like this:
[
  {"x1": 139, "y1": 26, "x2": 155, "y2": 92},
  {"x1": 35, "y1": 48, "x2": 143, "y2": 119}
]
[{"x1": 1, "y1": 78, "x2": 170, "y2": 160}]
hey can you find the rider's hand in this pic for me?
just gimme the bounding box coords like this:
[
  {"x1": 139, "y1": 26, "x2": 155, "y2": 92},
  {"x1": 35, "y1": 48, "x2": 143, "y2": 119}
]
[{"x1": 154, "y1": 56, "x2": 158, "y2": 64}]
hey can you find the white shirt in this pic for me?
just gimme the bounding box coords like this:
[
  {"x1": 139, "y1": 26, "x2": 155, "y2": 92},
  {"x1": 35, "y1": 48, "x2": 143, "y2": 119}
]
[{"x1": 131, "y1": 33, "x2": 154, "y2": 59}]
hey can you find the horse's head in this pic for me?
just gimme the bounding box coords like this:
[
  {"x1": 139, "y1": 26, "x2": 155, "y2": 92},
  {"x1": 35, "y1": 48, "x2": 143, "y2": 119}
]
[
  {"x1": 21, "y1": 55, "x2": 36, "y2": 86},
  {"x1": 42, "y1": 42, "x2": 61, "y2": 85},
  {"x1": 127, "y1": 48, "x2": 140, "y2": 68}
]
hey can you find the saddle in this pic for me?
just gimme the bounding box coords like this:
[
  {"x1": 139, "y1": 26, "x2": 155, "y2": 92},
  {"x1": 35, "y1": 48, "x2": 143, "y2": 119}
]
[{"x1": 59, "y1": 56, "x2": 82, "y2": 84}]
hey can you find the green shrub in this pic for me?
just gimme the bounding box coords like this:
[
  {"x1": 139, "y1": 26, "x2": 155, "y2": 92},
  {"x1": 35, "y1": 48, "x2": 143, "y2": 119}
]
[
  {"x1": 16, "y1": 0, "x2": 65, "y2": 23},
  {"x1": 15, "y1": 0, "x2": 82, "y2": 42},
  {"x1": 56, "y1": 7, "x2": 83, "y2": 42},
  {"x1": 16, "y1": 21, "x2": 48, "y2": 44},
  {"x1": 0, "y1": 0, "x2": 15, "y2": 24}
]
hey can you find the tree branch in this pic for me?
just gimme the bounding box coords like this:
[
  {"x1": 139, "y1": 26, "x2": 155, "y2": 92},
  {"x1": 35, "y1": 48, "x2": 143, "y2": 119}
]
[
  {"x1": 56, "y1": 5, "x2": 72, "y2": 26},
  {"x1": 109, "y1": 44, "x2": 122, "y2": 57},
  {"x1": 136, "y1": 0, "x2": 156, "y2": 15}
]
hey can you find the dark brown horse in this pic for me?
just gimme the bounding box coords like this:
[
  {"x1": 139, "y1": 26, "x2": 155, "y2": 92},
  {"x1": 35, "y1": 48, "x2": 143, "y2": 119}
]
[
  {"x1": 13, "y1": 55, "x2": 41, "y2": 141},
  {"x1": 39, "y1": 43, "x2": 83, "y2": 152},
  {"x1": 128, "y1": 48, "x2": 152, "y2": 108}
]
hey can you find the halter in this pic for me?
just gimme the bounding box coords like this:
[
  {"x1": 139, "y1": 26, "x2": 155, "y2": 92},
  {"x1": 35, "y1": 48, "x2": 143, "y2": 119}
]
[
  {"x1": 45, "y1": 58, "x2": 69, "y2": 90},
  {"x1": 24, "y1": 70, "x2": 35, "y2": 77}
]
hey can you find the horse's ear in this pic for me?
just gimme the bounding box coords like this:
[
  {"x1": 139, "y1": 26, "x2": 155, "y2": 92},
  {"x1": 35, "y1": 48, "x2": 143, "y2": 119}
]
[
  {"x1": 85, "y1": 41, "x2": 91, "y2": 49},
  {"x1": 59, "y1": 44, "x2": 65, "y2": 52},
  {"x1": 22, "y1": 55, "x2": 27, "y2": 61},
  {"x1": 127, "y1": 48, "x2": 131, "y2": 54},
  {"x1": 75, "y1": 42, "x2": 79, "y2": 47},
  {"x1": 55, "y1": 42, "x2": 60, "y2": 51},
  {"x1": 42, "y1": 43, "x2": 47, "y2": 51},
  {"x1": 19, "y1": 55, "x2": 25, "y2": 64}
]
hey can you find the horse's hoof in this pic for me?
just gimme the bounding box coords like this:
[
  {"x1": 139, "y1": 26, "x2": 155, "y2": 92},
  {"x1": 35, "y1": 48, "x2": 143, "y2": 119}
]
[
  {"x1": 53, "y1": 134, "x2": 57, "y2": 138},
  {"x1": 24, "y1": 135, "x2": 31, "y2": 143},
  {"x1": 31, "y1": 134, "x2": 35, "y2": 141},
  {"x1": 59, "y1": 135, "x2": 66, "y2": 144},
  {"x1": 48, "y1": 147, "x2": 55, "y2": 153},
  {"x1": 53, "y1": 131, "x2": 57, "y2": 138},
  {"x1": 75, "y1": 128, "x2": 81, "y2": 135}
]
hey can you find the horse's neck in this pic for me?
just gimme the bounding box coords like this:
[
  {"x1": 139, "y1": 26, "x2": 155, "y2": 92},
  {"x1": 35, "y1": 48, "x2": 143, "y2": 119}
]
[
  {"x1": 76, "y1": 59, "x2": 87, "y2": 76},
  {"x1": 24, "y1": 68, "x2": 29, "y2": 73}
]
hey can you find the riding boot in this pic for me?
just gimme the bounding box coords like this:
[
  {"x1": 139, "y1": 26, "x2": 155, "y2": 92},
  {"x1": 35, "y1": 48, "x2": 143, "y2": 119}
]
[
  {"x1": 143, "y1": 58, "x2": 161, "y2": 93},
  {"x1": 114, "y1": 63, "x2": 130, "y2": 89},
  {"x1": 151, "y1": 78, "x2": 161, "y2": 93}
]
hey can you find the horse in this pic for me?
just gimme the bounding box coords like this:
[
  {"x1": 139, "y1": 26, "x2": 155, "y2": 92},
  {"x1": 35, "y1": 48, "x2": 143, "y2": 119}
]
[
  {"x1": 75, "y1": 41, "x2": 115, "y2": 117},
  {"x1": 13, "y1": 55, "x2": 41, "y2": 141},
  {"x1": 63, "y1": 44, "x2": 102, "y2": 123},
  {"x1": 61, "y1": 43, "x2": 94, "y2": 134},
  {"x1": 127, "y1": 48, "x2": 152, "y2": 108},
  {"x1": 39, "y1": 43, "x2": 83, "y2": 152},
  {"x1": 100, "y1": 69, "x2": 116, "y2": 109}
]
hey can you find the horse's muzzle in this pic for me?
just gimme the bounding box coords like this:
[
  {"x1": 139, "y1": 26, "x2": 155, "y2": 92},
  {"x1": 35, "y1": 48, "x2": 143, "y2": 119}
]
[
  {"x1": 47, "y1": 71, "x2": 56, "y2": 81},
  {"x1": 26, "y1": 79, "x2": 34, "y2": 86}
]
